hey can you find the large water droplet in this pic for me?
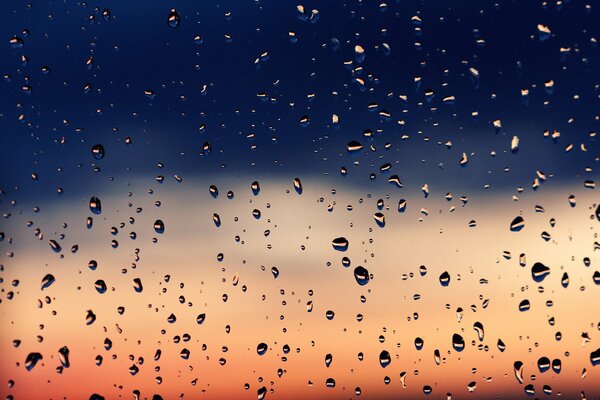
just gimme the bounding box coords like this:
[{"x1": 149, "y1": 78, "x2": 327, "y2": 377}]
[
  {"x1": 379, "y1": 350, "x2": 391, "y2": 368},
  {"x1": 353, "y1": 266, "x2": 369, "y2": 286},
  {"x1": 257, "y1": 343, "x2": 268, "y2": 355},
  {"x1": 531, "y1": 262, "x2": 550, "y2": 282},
  {"x1": 452, "y1": 334, "x2": 465, "y2": 352},
  {"x1": 332, "y1": 237, "x2": 349, "y2": 251},
  {"x1": 510, "y1": 216, "x2": 525, "y2": 232}
]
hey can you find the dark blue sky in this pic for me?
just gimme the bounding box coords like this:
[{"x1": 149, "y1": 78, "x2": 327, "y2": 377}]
[{"x1": 1, "y1": 0, "x2": 598, "y2": 202}]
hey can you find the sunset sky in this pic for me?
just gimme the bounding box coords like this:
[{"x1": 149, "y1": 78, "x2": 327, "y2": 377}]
[{"x1": 1, "y1": 1, "x2": 599, "y2": 399}]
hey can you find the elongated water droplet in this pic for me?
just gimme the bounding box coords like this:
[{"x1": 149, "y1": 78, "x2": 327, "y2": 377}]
[
  {"x1": 41, "y1": 274, "x2": 55, "y2": 290},
  {"x1": 379, "y1": 350, "x2": 391, "y2": 368},
  {"x1": 439, "y1": 271, "x2": 450, "y2": 287},
  {"x1": 49, "y1": 239, "x2": 62, "y2": 253},
  {"x1": 58, "y1": 346, "x2": 70, "y2": 368},
  {"x1": 452, "y1": 334, "x2": 465, "y2": 352},
  {"x1": 168, "y1": 9, "x2": 180, "y2": 28},
  {"x1": 293, "y1": 177, "x2": 303, "y2": 194},
  {"x1": 510, "y1": 216, "x2": 525, "y2": 232},
  {"x1": 514, "y1": 361, "x2": 524, "y2": 383},
  {"x1": 89, "y1": 197, "x2": 101, "y2": 215},
  {"x1": 473, "y1": 322, "x2": 484, "y2": 341},
  {"x1": 251, "y1": 181, "x2": 260, "y2": 195}
]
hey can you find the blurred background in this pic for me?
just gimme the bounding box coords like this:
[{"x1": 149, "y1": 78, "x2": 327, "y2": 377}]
[{"x1": 0, "y1": 1, "x2": 599, "y2": 399}]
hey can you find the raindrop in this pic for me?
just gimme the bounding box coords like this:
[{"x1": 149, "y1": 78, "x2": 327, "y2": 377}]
[
  {"x1": 510, "y1": 216, "x2": 525, "y2": 232},
  {"x1": 452, "y1": 334, "x2": 465, "y2": 352},
  {"x1": 514, "y1": 361, "x2": 524, "y2": 383},
  {"x1": 257, "y1": 343, "x2": 268, "y2": 356},
  {"x1": 531, "y1": 262, "x2": 550, "y2": 282},
  {"x1": 49, "y1": 240, "x2": 62, "y2": 253},
  {"x1": 439, "y1": 271, "x2": 450, "y2": 287},
  {"x1": 89, "y1": 197, "x2": 102, "y2": 215},
  {"x1": 41, "y1": 274, "x2": 55, "y2": 290},
  {"x1": 25, "y1": 352, "x2": 43, "y2": 371},
  {"x1": 91, "y1": 144, "x2": 105, "y2": 160},
  {"x1": 379, "y1": 350, "x2": 391, "y2": 368},
  {"x1": 154, "y1": 220, "x2": 165, "y2": 234},
  {"x1": 332, "y1": 237, "x2": 349, "y2": 251},
  {"x1": 168, "y1": 9, "x2": 180, "y2": 28},
  {"x1": 353, "y1": 266, "x2": 370, "y2": 286}
]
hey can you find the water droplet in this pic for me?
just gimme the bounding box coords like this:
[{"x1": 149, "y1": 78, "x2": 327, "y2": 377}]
[
  {"x1": 473, "y1": 322, "x2": 484, "y2": 341},
  {"x1": 415, "y1": 337, "x2": 424, "y2": 350},
  {"x1": 537, "y1": 356, "x2": 550, "y2": 372},
  {"x1": 86, "y1": 310, "x2": 97, "y2": 325},
  {"x1": 439, "y1": 271, "x2": 450, "y2": 287},
  {"x1": 373, "y1": 212, "x2": 385, "y2": 227},
  {"x1": 91, "y1": 144, "x2": 105, "y2": 160},
  {"x1": 590, "y1": 348, "x2": 600, "y2": 366},
  {"x1": 94, "y1": 280, "x2": 107, "y2": 294},
  {"x1": 58, "y1": 346, "x2": 70, "y2": 368},
  {"x1": 353, "y1": 266, "x2": 369, "y2": 286},
  {"x1": 510, "y1": 216, "x2": 525, "y2": 232},
  {"x1": 379, "y1": 350, "x2": 391, "y2": 368},
  {"x1": 251, "y1": 181, "x2": 260, "y2": 195},
  {"x1": 332, "y1": 237, "x2": 349, "y2": 251},
  {"x1": 497, "y1": 339, "x2": 506, "y2": 352},
  {"x1": 257, "y1": 343, "x2": 268, "y2": 355},
  {"x1": 89, "y1": 196, "x2": 102, "y2": 215},
  {"x1": 41, "y1": 274, "x2": 55, "y2": 290},
  {"x1": 168, "y1": 9, "x2": 180, "y2": 28},
  {"x1": 293, "y1": 178, "x2": 303, "y2": 194},
  {"x1": 531, "y1": 262, "x2": 550, "y2": 282},
  {"x1": 25, "y1": 352, "x2": 43, "y2": 371},
  {"x1": 518, "y1": 299, "x2": 531, "y2": 312},
  {"x1": 514, "y1": 361, "x2": 524, "y2": 383},
  {"x1": 452, "y1": 334, "x2": 465, "y2": 352},
  {"x1": 154, "y1": 220, "x2": 165, "y2": 234},
  {"x1": 48, "y1": 239, "x2": 62, "y2": 253}
]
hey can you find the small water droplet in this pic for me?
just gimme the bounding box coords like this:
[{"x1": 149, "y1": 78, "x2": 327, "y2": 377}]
[{"x1": 168, "y1": 9, "x2": 180, "y2": 28}]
